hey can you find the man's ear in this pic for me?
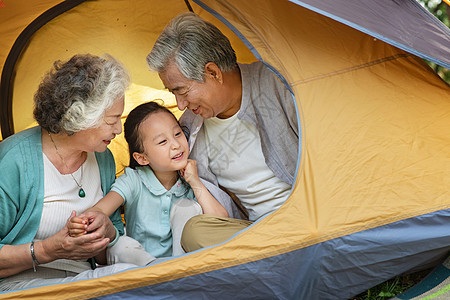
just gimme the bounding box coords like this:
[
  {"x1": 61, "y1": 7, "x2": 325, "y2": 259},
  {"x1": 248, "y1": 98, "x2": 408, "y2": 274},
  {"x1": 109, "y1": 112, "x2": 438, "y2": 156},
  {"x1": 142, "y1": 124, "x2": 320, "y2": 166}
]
[
  {"x1": 133, "y1": 152, "x2": 150, "y2": 166},
  {"x1": 204, "y1": 62, "x2": 223, "y2": 84}
]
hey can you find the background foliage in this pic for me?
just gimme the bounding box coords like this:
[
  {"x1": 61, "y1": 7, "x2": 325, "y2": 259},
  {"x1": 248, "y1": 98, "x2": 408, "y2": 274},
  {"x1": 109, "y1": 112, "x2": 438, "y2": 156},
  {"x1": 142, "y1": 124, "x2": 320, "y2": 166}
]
[{"x1": 418, "y1": 0, "x2": 450, "y2": 83}]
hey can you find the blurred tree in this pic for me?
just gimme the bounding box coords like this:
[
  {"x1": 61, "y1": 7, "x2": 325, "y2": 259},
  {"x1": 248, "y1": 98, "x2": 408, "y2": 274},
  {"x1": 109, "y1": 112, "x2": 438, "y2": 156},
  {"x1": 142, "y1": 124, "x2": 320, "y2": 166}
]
[{"x1": 418, "y1": 0, "x2": 449, "y2": 83}]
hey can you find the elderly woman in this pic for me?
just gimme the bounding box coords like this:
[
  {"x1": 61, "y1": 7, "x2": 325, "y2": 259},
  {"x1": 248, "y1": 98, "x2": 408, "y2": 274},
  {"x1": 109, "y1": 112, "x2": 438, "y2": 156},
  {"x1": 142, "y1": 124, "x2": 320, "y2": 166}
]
[{"x1": 0, "y1": 54, "x2": 136, "y2": 291}]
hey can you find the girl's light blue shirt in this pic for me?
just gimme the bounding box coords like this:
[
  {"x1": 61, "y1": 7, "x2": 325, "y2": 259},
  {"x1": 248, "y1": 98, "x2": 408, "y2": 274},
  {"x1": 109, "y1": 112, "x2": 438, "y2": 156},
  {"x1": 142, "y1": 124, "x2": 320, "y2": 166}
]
[{"x1": 111, "y1": 166, "x2": 195, "y2": 258}]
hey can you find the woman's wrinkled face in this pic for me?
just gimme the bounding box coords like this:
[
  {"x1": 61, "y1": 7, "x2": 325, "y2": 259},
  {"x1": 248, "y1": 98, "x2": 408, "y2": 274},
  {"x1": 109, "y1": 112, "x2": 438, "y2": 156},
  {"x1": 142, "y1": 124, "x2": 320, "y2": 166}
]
[
  {"x1": 134, "y1": 110, "x2": 189, "y2": 175},
  {"x1": 74, "y1": 96, "x2": 125, "y2": 153}
]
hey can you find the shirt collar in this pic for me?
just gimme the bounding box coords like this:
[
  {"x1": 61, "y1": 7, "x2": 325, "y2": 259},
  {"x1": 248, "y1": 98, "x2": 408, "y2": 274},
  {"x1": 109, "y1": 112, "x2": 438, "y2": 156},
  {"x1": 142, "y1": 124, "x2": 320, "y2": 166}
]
[{"x1": 137, "y1": 166, "x2": 190, "y2": 197}]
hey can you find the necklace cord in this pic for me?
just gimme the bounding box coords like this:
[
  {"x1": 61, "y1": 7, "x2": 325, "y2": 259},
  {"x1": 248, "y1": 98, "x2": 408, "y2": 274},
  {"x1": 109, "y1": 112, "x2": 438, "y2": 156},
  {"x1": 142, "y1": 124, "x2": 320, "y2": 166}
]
[{"x1": 48, "y1": 132, "x2": 86, "y2": 197}]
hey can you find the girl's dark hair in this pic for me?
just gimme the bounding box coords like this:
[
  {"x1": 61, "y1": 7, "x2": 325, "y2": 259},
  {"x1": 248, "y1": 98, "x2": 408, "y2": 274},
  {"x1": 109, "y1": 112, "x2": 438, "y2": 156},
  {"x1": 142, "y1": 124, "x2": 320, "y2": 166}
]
[{"x1": 124, "y1": 101, "x2": 184, "y2": 169}]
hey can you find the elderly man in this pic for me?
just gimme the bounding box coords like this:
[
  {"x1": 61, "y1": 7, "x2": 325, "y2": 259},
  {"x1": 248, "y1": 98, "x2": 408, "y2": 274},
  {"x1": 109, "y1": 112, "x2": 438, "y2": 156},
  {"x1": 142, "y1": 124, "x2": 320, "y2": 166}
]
[{"x1": 147, "y1": 12, "x2": 299, "y2": 252}]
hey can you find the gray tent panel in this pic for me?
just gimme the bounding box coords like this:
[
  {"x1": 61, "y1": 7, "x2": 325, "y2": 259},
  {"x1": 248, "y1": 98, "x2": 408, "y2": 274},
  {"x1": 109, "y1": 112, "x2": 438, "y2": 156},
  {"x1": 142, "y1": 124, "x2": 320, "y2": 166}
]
[{"x1": 291, "y1": 0, "x2": 450, "y2": 69}]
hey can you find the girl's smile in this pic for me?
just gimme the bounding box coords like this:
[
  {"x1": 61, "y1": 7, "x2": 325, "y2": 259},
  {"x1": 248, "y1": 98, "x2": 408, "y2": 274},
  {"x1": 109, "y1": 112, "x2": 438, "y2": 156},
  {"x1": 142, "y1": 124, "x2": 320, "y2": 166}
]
[{"x1": 133, "y1": 110, "x2": 189, "y2": 177}]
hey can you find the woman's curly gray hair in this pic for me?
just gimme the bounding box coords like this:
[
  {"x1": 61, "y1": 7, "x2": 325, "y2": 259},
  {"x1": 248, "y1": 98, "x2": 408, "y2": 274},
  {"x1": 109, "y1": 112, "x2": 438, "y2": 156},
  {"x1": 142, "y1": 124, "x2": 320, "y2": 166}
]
[{"x1": 33, "y1": 54, "x2": 130, "y2": 135}]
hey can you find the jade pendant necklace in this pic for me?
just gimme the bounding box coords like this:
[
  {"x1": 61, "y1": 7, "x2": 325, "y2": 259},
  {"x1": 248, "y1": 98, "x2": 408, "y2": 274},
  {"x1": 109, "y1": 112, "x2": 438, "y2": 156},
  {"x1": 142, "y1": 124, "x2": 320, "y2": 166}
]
[{"x1": 48, "y1": 132, "x2": 86, "y2": 198}]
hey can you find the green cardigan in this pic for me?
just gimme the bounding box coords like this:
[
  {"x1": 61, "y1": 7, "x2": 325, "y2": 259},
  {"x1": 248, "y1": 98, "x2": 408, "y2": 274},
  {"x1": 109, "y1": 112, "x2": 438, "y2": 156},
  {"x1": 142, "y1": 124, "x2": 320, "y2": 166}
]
[{"x1": 0, "y1": 126, "x2": 124, "y2": 253}]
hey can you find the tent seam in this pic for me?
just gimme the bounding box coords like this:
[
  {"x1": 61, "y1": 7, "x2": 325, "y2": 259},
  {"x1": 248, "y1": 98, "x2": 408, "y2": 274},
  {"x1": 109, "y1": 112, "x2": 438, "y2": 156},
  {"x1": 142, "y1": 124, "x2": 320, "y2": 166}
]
[
  {"x1": 238, "y1": 205, "x2": 450, "y2": 260},
  {"x1": 287, "y1": 0, "x2": 450, "y2": 69},
  {"x1": 67, "y1": 206, "x2": 450, "y2": 299},
  {"x1": 291, "y1": 53, "x2": 412, "y2": 85}
]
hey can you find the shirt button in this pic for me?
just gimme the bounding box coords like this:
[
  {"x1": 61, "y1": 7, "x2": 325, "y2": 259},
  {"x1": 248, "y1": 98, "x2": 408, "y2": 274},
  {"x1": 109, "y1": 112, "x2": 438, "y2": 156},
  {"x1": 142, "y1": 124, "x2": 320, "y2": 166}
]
[{"x1": 163, "y1": 209, "x2": 168, "y2": 214}]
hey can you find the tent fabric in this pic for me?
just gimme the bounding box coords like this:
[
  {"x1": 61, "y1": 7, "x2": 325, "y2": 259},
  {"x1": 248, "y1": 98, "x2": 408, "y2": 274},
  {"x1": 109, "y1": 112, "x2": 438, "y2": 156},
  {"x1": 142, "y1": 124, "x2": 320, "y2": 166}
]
[
  {"x1": 0, "y1": 0, "x2": 450, "y2": 299},
  {"x1": 289, "y1": 0, "x2": 450, "y2": 69},
  {"x1": 0, "y1": 0, "x2": 85, "y2": 139},
  {"x1": 0, "y1": 0, "x2": 256, "y2": 141}
]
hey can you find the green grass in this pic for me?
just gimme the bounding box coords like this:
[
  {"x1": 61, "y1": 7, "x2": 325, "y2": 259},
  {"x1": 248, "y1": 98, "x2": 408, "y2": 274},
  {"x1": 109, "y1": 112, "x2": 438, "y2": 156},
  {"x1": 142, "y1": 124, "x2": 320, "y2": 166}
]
[{"x1": 350, "y1": 269, "x2": 432, "y2": 300}]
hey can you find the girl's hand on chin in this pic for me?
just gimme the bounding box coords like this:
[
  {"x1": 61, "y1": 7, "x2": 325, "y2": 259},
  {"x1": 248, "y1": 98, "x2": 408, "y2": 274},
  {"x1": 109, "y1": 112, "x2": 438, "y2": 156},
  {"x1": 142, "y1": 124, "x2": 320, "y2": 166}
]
[{"x1": 180, "y1": 159, "x2": 200, "y2": 185}]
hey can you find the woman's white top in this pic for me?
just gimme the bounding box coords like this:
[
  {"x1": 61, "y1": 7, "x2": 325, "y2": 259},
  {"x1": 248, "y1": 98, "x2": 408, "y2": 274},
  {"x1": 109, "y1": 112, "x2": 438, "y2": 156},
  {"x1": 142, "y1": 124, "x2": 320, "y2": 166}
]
[{"x1": 35, "y1": 151, "x2": 103, "y2": 272}]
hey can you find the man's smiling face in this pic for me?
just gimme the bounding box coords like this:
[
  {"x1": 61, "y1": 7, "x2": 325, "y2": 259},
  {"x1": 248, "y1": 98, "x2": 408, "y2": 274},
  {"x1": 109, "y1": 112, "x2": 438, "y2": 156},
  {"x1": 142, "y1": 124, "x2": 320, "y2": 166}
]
[{"x1": 159, "y1": 62, "x2": 231, "y2": 119}]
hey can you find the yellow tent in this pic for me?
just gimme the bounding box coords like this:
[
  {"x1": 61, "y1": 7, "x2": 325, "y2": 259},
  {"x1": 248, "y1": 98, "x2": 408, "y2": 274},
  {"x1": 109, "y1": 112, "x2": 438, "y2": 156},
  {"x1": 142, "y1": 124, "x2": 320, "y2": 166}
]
[{"x1": 0, "y1": 0, "x2": 449, "y2": 298}]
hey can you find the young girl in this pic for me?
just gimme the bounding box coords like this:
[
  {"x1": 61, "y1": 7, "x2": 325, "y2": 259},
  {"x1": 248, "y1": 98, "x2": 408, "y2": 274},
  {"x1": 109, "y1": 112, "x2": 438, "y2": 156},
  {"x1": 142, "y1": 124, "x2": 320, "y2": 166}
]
[{"x1": 68, "y1": 101, "x2": 229, "y2": 265}]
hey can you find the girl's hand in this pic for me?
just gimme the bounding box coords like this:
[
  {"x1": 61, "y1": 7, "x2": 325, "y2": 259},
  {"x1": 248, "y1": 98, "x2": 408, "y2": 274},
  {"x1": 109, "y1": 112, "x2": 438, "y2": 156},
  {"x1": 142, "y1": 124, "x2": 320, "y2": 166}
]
[
  {"x1": 67, "y1": 212, "x2": 89, "y2": 237},
  {"x1": 81, "y1": 210, "x2": 117, "y2": 243},
  {"x1": 180, "y1": 160, "x2": 229, "y2": 218},
  {"x1": 38, "y1": 211, "x2": 111, "y2": 263},
  {"x1": 180, "y1": 159, "x2": 200, "y2": 185},
  {"x1": 0, "y1": 211, "x2": 111, "y2": 278}
]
